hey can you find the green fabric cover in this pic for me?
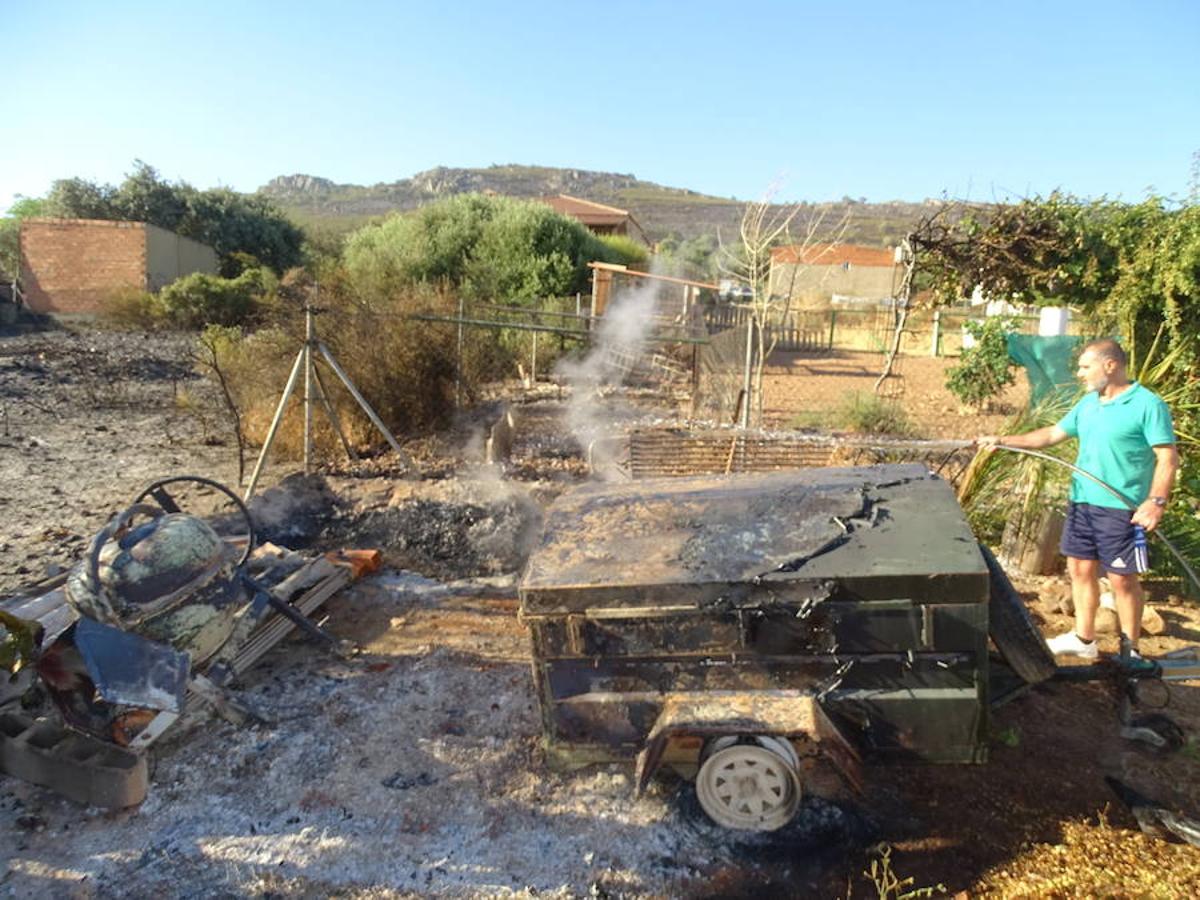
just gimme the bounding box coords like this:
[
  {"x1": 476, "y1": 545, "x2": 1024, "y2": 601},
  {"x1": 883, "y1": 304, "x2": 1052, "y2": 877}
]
[{"x1": 1006, "y1": 333, "x2": 1083, "y2": 405}]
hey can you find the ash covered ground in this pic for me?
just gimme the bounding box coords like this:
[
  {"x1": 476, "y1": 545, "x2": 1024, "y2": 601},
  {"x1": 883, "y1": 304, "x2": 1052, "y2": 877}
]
[{"x1": 3, "y1": 326, "x2": 1200, "y2": 898}]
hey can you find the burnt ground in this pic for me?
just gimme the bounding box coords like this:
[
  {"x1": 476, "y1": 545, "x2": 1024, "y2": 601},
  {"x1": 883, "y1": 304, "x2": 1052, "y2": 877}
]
[{"x1": 2, "y1": 326, "x2": 1200, "y2": 897}]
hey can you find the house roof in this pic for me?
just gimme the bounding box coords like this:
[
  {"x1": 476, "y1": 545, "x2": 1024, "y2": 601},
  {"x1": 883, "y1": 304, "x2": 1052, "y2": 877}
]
[
  {"x1": 770, "y1": 243, "x2": 896, "y2": 267},
  {"x1": 537, "y1": 194, "x2": 649, "y2": 244},
  {"x1": 539, "y1": 194, "x2": 631, "y2": 225}
]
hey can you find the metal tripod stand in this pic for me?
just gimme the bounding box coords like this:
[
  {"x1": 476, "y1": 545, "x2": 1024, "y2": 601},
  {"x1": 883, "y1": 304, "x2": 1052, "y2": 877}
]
[{"x1": 243, "y1": 303, "x2": 413, "y2": 501}]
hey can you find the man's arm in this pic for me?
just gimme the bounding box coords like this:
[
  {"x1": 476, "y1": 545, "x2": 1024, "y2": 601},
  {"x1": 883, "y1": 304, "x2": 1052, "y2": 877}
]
[
  {"x1": 977, "y1": 425, "x2": 1070, "y2": 450},
  {"x1": 1131, "y1": 444, "x2": 1180, "y2": 531}
]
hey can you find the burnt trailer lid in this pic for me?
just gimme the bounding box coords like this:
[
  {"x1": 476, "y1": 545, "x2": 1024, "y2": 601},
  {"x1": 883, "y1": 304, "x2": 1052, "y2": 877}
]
[{"x1": 520, "y1": 464, "x2": 988, "y2": 613}]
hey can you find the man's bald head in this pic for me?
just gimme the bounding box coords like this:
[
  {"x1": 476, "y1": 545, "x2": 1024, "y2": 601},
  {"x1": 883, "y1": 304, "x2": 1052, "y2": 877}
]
[{"x1": 1082, "y1": 338, "x2": 1127, "y2": 369}]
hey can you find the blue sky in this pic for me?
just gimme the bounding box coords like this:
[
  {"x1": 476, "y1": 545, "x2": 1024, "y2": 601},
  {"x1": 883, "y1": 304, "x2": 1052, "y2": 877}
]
[{"x1": 3, "y1": 0, "x2": 1198, "y2": 213}]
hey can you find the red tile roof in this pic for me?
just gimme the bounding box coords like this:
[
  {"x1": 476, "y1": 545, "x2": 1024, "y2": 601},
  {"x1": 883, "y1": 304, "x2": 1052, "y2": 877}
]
[
  {"x1": 539, "y1": 194, "x2": 631, "y2": 226},
  {"x1": 770, "y1": 243, "x2": 895, "y2": 267}
]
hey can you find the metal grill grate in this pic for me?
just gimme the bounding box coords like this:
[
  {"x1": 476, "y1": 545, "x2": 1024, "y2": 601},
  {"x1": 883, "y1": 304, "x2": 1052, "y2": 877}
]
[{"x1": 628, "y1": 427, "x2": 975, "y2": 484}]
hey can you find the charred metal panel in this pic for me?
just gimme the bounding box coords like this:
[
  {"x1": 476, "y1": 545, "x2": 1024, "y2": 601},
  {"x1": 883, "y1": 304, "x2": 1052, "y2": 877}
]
[
  {"x1": 527, "y1": 602, "x2": 987, "y2": 660},
  {"x1": 826, "y1": 686, "x2": 987, "y2": 763},
  {"x1": 73, "y1": 618, "x2": 189, "y2": 713},
  {"x1": 522, "y1": 465, "x2": 986, "y2": 615}
]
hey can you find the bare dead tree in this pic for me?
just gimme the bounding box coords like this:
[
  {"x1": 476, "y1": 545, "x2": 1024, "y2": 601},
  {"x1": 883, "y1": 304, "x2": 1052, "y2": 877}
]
[
  {"x1": 193, "y1": 331, "x2": 246, "y2": 485},
  {"x1": 718, "y1": 191, "x2": 849, "y2": 427},
  {"x1": 873, "y1": 236, "x2": 915, "y2": 395}
]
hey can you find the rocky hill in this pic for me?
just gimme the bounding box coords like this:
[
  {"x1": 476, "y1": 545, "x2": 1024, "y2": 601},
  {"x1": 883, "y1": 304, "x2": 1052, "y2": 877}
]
[{"x1": 259, "y1": 165, "x2": 934, "y2": 246}]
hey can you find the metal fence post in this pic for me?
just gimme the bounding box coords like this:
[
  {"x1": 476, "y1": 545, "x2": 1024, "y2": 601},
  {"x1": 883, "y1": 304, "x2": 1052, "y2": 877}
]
[
  {"x1": 931, "y1": 310, "x2": 941, "y2": 357},
  {"x1": 827, "y1": 310, "x2": 837, "y2": 349}
]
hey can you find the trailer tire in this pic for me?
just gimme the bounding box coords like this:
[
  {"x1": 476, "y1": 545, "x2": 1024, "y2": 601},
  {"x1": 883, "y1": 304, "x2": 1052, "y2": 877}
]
[{"x1": 979, "y1": 544, "x2": 1057, "y2": 684}]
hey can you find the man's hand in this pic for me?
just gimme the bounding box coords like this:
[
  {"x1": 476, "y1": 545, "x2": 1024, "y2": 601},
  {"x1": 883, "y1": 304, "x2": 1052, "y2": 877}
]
[
  {"x1": 1132, "y1": 499, "x2": 1165, "y2": 531},
  {"x1": 975, "y1": 435, "x2": 1002, "y2": 448}
]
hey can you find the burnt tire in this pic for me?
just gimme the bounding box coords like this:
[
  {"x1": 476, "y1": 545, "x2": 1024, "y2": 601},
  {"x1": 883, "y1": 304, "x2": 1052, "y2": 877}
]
[{"x1": 979, "y1": 543, "x2": 1057, "y2": 684}]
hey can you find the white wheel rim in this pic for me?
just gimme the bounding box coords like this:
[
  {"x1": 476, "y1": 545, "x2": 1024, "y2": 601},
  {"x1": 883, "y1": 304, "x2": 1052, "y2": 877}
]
[{"x1": 695, "y1": 743, "x2": 801, "y2": 831}]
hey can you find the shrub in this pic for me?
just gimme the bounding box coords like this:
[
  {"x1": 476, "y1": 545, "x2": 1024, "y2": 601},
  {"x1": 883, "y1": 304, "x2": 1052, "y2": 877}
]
[
  {"x1": 596, "y1": 233, "x2": 649, "y2": 267},
  {"x1": 103, "y1": 286, "x2": 165, "y2": 329},
  {"x1": 344, "y1": 194, "x2": 605, "y2": 304},
  {"x1": 945, "y1": 316, "x2": 1016, "y2": 409},
  {"x1": 202, "y1": 282, "x2": 480, "y2": 460},
  {"x1": 158, "y1": 267, "x2": 277, "y2": 328},
  {"x1": 837, "y1": 392, "x2": 918, "y2": 436}
]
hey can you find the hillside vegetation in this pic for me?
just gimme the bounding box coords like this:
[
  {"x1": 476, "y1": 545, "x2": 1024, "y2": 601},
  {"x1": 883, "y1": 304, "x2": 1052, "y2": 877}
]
[{"x1": 259, "y1": 165, "x2": 932, "y2": 246}]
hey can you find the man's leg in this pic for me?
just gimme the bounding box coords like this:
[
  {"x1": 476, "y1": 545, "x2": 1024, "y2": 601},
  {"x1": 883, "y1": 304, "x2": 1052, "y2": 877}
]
[
  {"x1": 1108, "y1": 571, "x2": 1144, "y2": 645},
  {"x1": 1067, "y1": 556, "x2": 1101, "y2": 640}
]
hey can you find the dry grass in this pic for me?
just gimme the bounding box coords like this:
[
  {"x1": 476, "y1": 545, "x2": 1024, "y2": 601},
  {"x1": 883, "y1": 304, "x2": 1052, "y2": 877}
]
[
  {"x1": 209, "y1": 283, "x2": 504, "y2": 460},
  {"x1": 976, "y1": 814, "x2": 1200, "y2": 897}
]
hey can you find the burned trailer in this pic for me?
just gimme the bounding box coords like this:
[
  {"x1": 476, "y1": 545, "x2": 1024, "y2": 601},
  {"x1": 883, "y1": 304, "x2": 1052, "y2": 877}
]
[{"x1": 519, "y1": 464, "x2": 1040, "y2": 830}]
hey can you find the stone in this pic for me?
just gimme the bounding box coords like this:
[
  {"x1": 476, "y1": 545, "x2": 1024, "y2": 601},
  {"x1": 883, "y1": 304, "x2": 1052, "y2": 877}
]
[
  {"x1": 1142, "y1": 605, "x2": 1166, "y2": 636},
  {"x1": 1095, "y1": 607, "x2": 1120, "y2": 634}
]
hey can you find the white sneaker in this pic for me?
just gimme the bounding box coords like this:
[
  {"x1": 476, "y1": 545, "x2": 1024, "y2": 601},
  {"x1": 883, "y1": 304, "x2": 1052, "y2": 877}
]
[{"x1": 1047, "y1": 631, "x2": 1099, "y2": 660}]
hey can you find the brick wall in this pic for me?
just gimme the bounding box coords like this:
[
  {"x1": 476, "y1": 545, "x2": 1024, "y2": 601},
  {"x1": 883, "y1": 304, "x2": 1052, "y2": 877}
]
[{"x1": 19, "y1": 219, "x2": 149, "y2": 314}]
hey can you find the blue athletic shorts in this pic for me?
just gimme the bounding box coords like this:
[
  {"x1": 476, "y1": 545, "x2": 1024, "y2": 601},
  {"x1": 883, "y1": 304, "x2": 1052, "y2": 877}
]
[{"x1": 1060, "y1": 501, "x2": 1148, "y2": 574}]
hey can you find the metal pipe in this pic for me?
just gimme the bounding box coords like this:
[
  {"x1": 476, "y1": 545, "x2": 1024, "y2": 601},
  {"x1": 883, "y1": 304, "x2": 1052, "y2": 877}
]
[
  {"x1": 317, "y1": 342, "x2": 413, "y2": 469},
  {"x1": 244, "y1": 347, "x2": 306, "y2": 501}
]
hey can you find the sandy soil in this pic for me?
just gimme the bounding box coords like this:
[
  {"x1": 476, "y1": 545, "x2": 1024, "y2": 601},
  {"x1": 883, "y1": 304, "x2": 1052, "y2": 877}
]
[
  {"x1": 2, "y1": 326, "x2": 1199, "y2": 898},
  {"x1": 760, "y1": 349, "x2": 1030, "y2": 438}
]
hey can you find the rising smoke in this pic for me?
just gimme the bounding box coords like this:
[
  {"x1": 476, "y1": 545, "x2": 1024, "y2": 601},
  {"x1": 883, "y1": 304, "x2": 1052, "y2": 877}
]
[{"x1": 554, "y1": 263, "x2": 673, "y2": 477}]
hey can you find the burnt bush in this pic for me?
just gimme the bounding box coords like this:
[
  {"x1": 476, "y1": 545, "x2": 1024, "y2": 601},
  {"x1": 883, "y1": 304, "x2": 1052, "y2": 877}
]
[{"x1": 203, "y1": 279, "x2": 500, "y2": 459}]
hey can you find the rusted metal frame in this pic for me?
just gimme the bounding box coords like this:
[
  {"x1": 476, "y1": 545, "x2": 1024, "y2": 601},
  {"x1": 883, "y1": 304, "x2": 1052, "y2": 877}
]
[
  {"x1": 520, "y1": 577, "x2": 833, "y2": 615},
  {"x1": 587, "y1": 261, "x2": 719, "y2": 291},
  {"x1": 538, "y1": 650, "x2": 975, "y2": 670},
  {"x1": 631, "y1": 690, "x2": 863, "y2": 796},
  {"x1": 407, "y1": 313, "x2": 710, "y2": 345}
]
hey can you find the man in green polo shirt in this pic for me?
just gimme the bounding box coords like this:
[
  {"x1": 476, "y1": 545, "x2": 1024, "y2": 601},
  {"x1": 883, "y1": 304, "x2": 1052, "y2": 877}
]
[{"x1": 978, "y1": 338, "x2": 1178, "y2": 659}]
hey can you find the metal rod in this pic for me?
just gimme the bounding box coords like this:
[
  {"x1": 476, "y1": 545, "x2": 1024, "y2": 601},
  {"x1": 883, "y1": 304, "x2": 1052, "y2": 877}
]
[
  {"x1": 244, "y1": 347, "x2": 306, "y2": 501},
  {"x1": 317, "y1": 342, "x2": 414, "y2": 471},
  {"x1": 303, "y1": 305, "x2": 314, "y2": 475},
  {"x1": 406, "y1": 313, "x2": 709, "y2": 344},
  {"x1": 312, "y1": 364, "x2": 357, "y2": 461},
  {"x1": 456, "y1": 294, "x2": 465, "y2": 408},
  {"x1": 471, "y1": 302, "x2": 593, "y2": 322}
]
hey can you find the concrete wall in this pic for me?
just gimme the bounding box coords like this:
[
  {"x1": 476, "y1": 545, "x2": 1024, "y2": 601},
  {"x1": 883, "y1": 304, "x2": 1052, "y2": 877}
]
[
  {"x1": 20, "y1": 218, "x2": 218, "y2": 314},
  {"x1": 145, "y1": 224, "x2": 219, "y2": 291},
  {"x1": 20, "y1": 219, "x2": 147, "y2": 314},
  {"x1": 768, "y1": 262, "x2": 898, "y2": 308}
]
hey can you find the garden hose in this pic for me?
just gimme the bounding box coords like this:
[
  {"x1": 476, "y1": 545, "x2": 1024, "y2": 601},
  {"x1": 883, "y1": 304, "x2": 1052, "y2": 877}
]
[{"x1": 984, "y1": 444, "x2": 1200, "y2": 594}]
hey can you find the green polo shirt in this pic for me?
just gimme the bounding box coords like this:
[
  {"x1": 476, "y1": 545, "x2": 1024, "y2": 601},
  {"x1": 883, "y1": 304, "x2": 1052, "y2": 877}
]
[{"x1": 1056, "y1": 382, "x2": 1175, "y2": 509}]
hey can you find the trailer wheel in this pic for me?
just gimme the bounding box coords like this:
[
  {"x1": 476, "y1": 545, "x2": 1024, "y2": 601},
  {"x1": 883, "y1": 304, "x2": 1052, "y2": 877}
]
[
  {"x1": 695, "y1": 742, "x2": 801, "y2": 831},
  {"x1": 979, "y1": 543, "x2": 1057, "y2": 684}
]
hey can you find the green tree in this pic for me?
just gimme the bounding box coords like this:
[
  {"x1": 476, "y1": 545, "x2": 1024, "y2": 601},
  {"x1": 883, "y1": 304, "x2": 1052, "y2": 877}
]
[
  {"x1": 0, "y1": 197, "x2": 48, "y2": 282},
  {"x1": 113, "y1": 160, "x2": 189, "y2": 230},
  {"x1": 44, "y1": 178, "x2": 118, "y2": 219},
  {"x1": 40, "y1": 162, "x2": 304, "y2": 275},
  {"x1": 343, "y1": 193, "x2": 607, "y2": 304},
  {"x1": 945, "y1": 316, "x2": 1017, "y2": 409}
]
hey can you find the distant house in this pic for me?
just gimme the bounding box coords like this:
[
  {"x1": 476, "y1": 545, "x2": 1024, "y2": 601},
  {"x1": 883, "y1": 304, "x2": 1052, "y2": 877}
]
[
  {"x1": 768, "y1": 243, "x2": 898, "y2": 307},
  {"x1": 19, "y1": 218, "x2": 219, "y2": 315},
  {"x1": 536, "y1": 195, "x2": 649, "y2": 245}
]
